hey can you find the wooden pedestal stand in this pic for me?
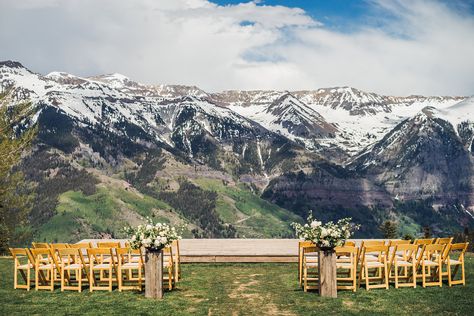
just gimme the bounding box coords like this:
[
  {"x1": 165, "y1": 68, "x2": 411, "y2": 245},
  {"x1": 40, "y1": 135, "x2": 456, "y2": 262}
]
[
  {"x1": 318, "y1": 248, "x2": 337, "y2": 298},
  {"x1": 145, "y1": 248, "x2": 163, "y2": 299}
]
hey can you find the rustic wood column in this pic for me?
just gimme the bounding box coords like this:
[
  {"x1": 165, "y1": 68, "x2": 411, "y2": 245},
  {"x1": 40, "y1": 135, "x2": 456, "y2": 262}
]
[
  {"x1": 145, "y1": 249, "x2": 163, "y2": 299},
  {"x1": 318, "y1": 249, "x2": 337, "y2": 298}
]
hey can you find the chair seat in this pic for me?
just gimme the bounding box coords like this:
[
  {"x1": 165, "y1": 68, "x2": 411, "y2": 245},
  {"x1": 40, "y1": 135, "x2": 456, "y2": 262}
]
[
  {"x1": 421, "y1": 260, "x2": 439, "y2": 266},
  {"x1": 366, "y1": 261, "x2": 384, "y2": 268},
  {"x1": 448, "y1": 259, "x2": 462, "y2": 265},
  {"x1": 121, "y1": 262, "x2": 141, "y2": 269},
  {"x1": 336, "y1": 262, "x2": 353, "y2": 268},
  {"x1": 92, "y1": 263, "x2": 113, "y2": 269},
  {"x1": 18, "y1": 263, "x2": 33, "y2": 269},
  {"x1": 394, "y1": 260, "x2": 413, "y2": 266},
  {"x1": 38, "y1": 264, "x2": 56, "y2": 270},
  {"x1": 64, "y1": 264, "x2": 83, "y2": 269},
  {"x1": 365, "y1": 254, "x2": 380, "y2": 261}
]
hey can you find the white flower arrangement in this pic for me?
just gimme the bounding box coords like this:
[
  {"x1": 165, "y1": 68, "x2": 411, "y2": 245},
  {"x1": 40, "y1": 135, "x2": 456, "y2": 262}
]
[
  {"x1": 292, "y1": 213, "x2": 359, "y2": 249},
  {"x1": 124, "y1": 217, "x2": 182, "y2": 251}
]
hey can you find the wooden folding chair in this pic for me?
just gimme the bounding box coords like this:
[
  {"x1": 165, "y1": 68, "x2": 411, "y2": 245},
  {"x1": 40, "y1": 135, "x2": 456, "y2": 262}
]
[
  {"x1": 117, "y1": 248, "x2": 143, "y2": 291},
  {"x1": 172, "y1": 240, "x2": 181, "y2": 282},
  {"x1": 96, "y1": 242, "x2": 120, "y2": 282},
  {"x1": 302, "y1": 245, "x2": 319, "y2": 292},
  {"x1": 31, "y1": 248, "x2": 56, "y2": 291},
  {"x1": 387, "y1": 240, "x2": 411, "y2": 279},
  {"x1": 88, "y1": 248, "x2": 114, "y2": 292},
  {"x1": 359, "y1": 245, "x2": 389, "y2": 290},
  {"x1": 9, "y1": 248, "x2": 33, "y2": 290},
  {"x1": 298, "y1": 241, "x2": 314, "y2": 287},
  {"x1": 162, "y1": 246, "x2": 175, "y2": 291},
  {"x1": 419, "y1": 244, "x2": 444, "y2": 288},
  {"x1": 444, "y1": 242, "x2": 468, "y2": 286},
  {"x1": 58, "y1": 248, "x2": 87, "y2": 292},
  {"x1": 390, "y1": 244, "x2": 418, "y2": 288},
  {"x1": 335, "y1": 246, "x2": 357, "y2": 292}
]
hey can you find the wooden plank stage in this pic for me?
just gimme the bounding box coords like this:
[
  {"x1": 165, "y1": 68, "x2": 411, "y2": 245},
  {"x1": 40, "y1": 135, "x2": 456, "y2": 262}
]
[
  {"x1": 79, "y1": 239, "x2": 388, "y2": 263},
  {"x1": 80, "y1": 239, "x2": 300, "y2": 263}
]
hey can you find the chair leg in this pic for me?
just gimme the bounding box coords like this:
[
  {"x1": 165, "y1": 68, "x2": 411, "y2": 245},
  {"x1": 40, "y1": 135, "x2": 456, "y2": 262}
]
[
  {"x1": 303, "y1": 266, "x2": 307, "y2": 292},
  {"x1": 422, "y1": 265, "x2": 426, "y2": 288},
  {"x1": 384, "y1": 261, "x2": 389, "y2": 289},
  {"x1": 394, "y1": 264, "x2": 399, "y2": 289},
  {"x1": 78, "y1": 268, "x2": 82, "y2": 293},
  {"x1": 27, "y1": 267, "x2": 31, "y2": 291},
  {"x1": 90, "y1": 269, "x2": 94, "y2": 292},
  {"x1": 365, "y1": 266, "x2": 369, "y2": 290},
  {"x1": 461, "y1": 263, "x2": 465, "y2": 286},
  {"x1": 61, "y1": 267, "x2": 65, "y2": 292}
]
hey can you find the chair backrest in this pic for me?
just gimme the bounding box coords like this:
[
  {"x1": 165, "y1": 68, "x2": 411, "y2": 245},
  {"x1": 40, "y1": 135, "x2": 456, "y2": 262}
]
[
  {"x1": 9, "y1": 248, "x2": 30, "y2": 264},
  {"x1": 447, "y1": 242, "x2": 469, "y2": 262},
  {"x1": 392, "y1": 244, "x2": 418, "y2": 263},
  {"x1": 343, "y1": 241, "x2": 356, "y2": 247},
  {"x1": 302, "y1": 245, "x2": 318, "y2": 255},
  {"x1": 30, "y1": 248, "x2": 53, "y2": 264},
  {"x1": 388, "y1": 240, "x2": 411, "y2": 247},
  {"x1": 117, "y1": 247, "x2": 142, "y2": 265},
  {"x1": 96, "y1": 241, "x2": 121, "y2": 248},
  {"x1": 422, "y1": 243, "x2": 445, "y2": 261},
  {"x1": 335, "y1": 246, "x2": 357, "y2": 257},
  {"x1": 87, "y1": 248, "x2": 114, "y2": 264},
  {"x1": 435, "y1": 237, "x2": 453, "y2": 245},
  {"x1": 413, "y1": 238, "x2": 434, "y2": 246},
  {"x1": 32, "y1": 242, "x2": 50, "y2": 249},
  {"x1": 361, "y1": 240, "x2": 385, "y2": 247},
  {"x1": 57, "y1": 248, "x2": 81, "y2": 266},
  {"x1": 361, "y1": 245, "x2": 389, "y2": 263},
  {"x1": 69, "y1": 242, "x2": 93, "y2": 249}
]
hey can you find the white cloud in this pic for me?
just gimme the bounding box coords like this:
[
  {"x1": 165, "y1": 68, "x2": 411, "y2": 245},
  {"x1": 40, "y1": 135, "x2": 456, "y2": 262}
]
[{"x1": 0, "y1": 0, "x2": 473, "y2": 96}]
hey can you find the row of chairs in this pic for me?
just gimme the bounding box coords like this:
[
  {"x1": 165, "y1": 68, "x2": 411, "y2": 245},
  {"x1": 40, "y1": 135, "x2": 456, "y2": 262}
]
[
  {"x1": 9, "y1": 240, "x2": 181, "y2": 292},
  {"x1": 299, "y1": 238, "x2": 468, "y2": 292}
]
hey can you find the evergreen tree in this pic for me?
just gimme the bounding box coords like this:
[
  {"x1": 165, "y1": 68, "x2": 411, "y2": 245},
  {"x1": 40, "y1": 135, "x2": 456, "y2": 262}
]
[
  {"x1": 0, "y1": 98, "x2": 37, "y2": 253},
  {"x1": 379, "y1": 220, "x2": 398, "y2": 239}
]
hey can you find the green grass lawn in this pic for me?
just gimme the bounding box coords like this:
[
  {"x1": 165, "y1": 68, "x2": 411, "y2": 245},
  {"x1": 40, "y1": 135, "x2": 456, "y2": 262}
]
[{"x1": 1, "y1": 255, "x2": 473, "y2": 315}]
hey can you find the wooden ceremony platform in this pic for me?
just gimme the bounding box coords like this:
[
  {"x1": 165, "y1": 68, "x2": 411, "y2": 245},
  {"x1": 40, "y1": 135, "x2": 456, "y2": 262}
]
[
  {"x1": 79, "y1": 239, "x2": 384, "y2": 263},
  {"x1": 80, "y1": 239, "x2": 300, "y2": 263}
]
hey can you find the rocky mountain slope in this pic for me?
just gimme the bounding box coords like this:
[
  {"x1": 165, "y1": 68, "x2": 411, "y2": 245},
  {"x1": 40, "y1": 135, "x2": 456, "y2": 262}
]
[{"x1": 1, "y1": 60, "x2": 473, "y2": 241}]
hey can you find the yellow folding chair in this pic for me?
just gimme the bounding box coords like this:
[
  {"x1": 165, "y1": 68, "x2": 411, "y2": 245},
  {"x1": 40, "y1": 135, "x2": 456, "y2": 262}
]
[
  {"x1": 444, "y1": 242, "x2": 468, "y2": 286},
  {"x1": 117, "y1": 248, "x2": 143, "y2": 291},
  {"x1": 96, "y1": 242, "x2": 120, "y2": 282},
  {"x1": 31, "y1": 248, "x2": 56, "y2": 291},
  {"x1": 9, "y1": 248, "x2": 33, "y2": 290},
  {"x1": 298, "y1": 241, "x2": 314, "y2": 287},
  {"x1": 58, "y1": 248, "x2": 86, "y2": 292},
  {"x1": 359, "y1": 245, "x2": 389, "y2": 290},
  {"x1": 420, "y1": 244, "x2": 444, "y2": 288},
  {"x1": 88, "y1": 248, "x2": 114, "y2": 292},
  {"x1": 390, "y1": 244, "x2": 418, "y2": 288},
  {"x1": 387, "y1": 240, "x2": 411, "y2": 279},
  {"x1": 335, "y1": 246, "x2": 357, "y2": 292},
  {"x1": 302, "y1": 245, "x2": 319, "y2": 292}
]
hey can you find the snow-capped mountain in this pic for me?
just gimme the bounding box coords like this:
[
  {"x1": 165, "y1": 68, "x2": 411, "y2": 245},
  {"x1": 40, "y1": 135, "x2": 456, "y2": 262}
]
[{"x1": 1, "y1": 60, "x2": 473, "y2": 236}]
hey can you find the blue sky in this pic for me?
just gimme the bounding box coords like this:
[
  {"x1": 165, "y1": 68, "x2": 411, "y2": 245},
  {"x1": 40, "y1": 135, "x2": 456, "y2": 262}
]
[{"x1": 1, "y1": 0, "x2": 474, "y2": 95}]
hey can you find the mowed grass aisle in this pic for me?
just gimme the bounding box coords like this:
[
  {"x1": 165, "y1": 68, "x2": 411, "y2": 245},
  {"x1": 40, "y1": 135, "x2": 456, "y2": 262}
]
[{"x1": 0, "y1": 255, "x2": 473, "y2": 315}]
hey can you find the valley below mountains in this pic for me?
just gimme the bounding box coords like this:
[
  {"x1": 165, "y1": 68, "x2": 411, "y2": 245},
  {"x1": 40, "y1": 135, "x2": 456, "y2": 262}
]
[{"x1": 1, "y1": 60, "x2": 473, "y2": 245}]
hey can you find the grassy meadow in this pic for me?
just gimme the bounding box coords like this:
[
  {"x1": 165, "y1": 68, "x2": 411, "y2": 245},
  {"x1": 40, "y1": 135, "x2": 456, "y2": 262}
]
[{"x1": 0, "y1": 254, "x2": 473, "y2": 315}]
